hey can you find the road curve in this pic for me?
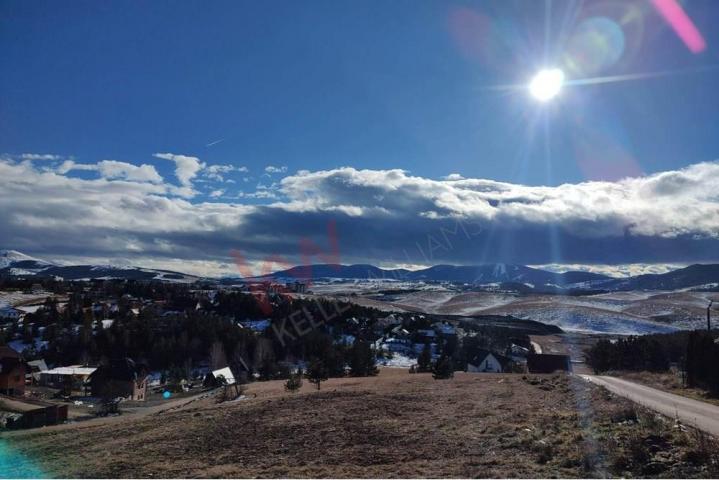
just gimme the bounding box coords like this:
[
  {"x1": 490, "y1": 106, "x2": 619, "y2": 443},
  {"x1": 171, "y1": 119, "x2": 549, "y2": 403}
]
[{"x1": 580, "y1": 375, "x2": 719, "y2": 437}]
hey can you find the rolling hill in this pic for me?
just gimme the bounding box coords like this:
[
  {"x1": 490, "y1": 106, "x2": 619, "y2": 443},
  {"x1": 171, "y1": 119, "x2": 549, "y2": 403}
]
[{"x1": 3, "y1": 249, "x2": 719, "y2": 292}]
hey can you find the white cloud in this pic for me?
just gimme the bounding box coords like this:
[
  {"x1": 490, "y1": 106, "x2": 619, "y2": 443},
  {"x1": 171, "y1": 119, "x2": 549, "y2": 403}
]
[
  {"x1": 265, "y1": 165, "x2": 287, "y2": 174},
  {"x1": 21, "y1": 153, "x2": 63, "y2": 161},
  {"x1": 153, "y1": 153, "x2": 205, "y2": 188},
  {"x1": 56, "y1": 160, "x2": 163, "y2": 183},
  {"x1": 2, "y1": 157, "x2": 719, "y2": 274},
  {"x1": 209, "y1": 189, "x2": 225, "y2": 198},
  {"x1": 204, "y1": 164, "x2": 249, "y2": 182},
  {"x1": 442, "y1": 173, "x2": 465, "y2": 180},
  {"x1": 277, "y1": 163, "x2": 719, "y2": 240}
]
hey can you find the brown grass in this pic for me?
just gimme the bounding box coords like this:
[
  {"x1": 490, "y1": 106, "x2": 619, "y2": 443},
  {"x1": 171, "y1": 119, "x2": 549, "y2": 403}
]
[{"x1": 2, "y1": 369, "x2": 718, "y2": 478}]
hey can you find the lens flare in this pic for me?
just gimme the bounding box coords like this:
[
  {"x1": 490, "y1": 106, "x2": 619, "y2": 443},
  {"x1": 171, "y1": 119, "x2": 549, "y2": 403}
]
[
  {"x1": 529, "y1": 68, "x2": 565, "y2": 101},
  {"x1": 564, "y1": 16, "x2": 626, "y2": 77}
]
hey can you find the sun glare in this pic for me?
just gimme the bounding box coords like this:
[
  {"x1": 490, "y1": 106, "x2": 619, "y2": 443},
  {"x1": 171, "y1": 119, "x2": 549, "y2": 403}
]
[{"x1": 529, "y1": 68, "x2": 565, "y2": 102}]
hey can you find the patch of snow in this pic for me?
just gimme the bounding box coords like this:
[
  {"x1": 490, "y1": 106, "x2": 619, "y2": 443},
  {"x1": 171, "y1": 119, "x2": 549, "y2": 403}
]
[
  {"x1": 14, "y1": 304, "x2": 43, "y2": 314},
  {"x1": 377, "y1": 352, "x2": 415, "y2": 368},
  {"x1": 8, "y1": 338, "x2": 49, "y2": 353}
]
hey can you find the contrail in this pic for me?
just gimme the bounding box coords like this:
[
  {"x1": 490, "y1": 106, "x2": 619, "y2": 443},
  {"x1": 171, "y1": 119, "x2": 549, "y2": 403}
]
[{"x1": 206, "y1": 138, "x2": 225, "y2": 147}]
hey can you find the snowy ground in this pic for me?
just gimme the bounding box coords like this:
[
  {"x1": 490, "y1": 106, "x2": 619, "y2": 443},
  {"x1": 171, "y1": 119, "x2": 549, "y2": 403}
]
[
  {"x1": 317, "y1": 283, "x2": 719, "y2": 335},
  {"x1": 376, "y1": 352, "x2": 416, "y2": 368},
  {"x1": 0, "y1": 291, "x2": 53, "y2": 307}
]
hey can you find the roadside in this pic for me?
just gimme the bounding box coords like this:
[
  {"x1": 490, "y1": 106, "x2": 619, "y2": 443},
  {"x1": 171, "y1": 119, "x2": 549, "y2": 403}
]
[
  {"x1": 580, "y1": 375, "x2": 719, "y2": 437},
  {"x1": 611, "y1": 370, "x2": 719, "y2": 408}
]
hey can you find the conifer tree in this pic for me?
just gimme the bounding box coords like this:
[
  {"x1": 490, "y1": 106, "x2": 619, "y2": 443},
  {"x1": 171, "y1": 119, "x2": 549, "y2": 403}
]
[
  {"x1": 432, "y1": 354, "x2": 454, "y2": 380},
  {"x1": 306, "y1": 357, "x2": 328, "y2": 390},
  {"x1": 418, "y1": 343, "x2": 432, "y2": 373},
  {"x1": 349, "y1": 339, "x2": 378, "y2": 377}
]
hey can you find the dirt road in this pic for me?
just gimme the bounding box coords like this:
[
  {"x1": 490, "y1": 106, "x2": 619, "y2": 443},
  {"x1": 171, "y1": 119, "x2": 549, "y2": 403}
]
[{"x1": 580, "y1": 375, "x2": 719, "y2": 436}]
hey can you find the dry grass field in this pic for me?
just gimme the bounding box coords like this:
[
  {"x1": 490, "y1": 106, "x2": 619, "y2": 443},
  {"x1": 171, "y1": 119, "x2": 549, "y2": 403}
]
[{"x1": 3, "y1": 369, "x2": 719, "y2": 478}]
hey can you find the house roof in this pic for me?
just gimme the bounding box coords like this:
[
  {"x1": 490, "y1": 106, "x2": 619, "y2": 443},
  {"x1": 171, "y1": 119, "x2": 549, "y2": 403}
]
[
  {"x1": 527, "y1": 353, "x2": 571, "y2": 373},
  {"x1": 469, "y1": 349, "x2": 513, "y2": 368},
  {"x1": 42, "y1": 366, "x2": 97, "y2": 376},
  {"x1": 0, "y1": 396, "x2": 45, "y2": 413},
  {"x1": 0, "y1": 345, "x2": 21, "y2": 360},
  {"x1": 92, "y1": 358, "x2": 147, "y2": 381},
  {"x1": 211, "y1": 366, "x2": 236, "y2": 385},
  {"x1": 27, "y1": 359, "x2": 48, "y2": 372}
]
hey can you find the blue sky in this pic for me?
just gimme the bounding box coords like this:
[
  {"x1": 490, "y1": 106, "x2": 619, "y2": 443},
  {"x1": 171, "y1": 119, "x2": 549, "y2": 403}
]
[
  {"x1": 3, "y1": 0, "x2": 719, "y2": 189},
  {"x1": 1, "y1": 0, "x2": 719, "y2": 274}
]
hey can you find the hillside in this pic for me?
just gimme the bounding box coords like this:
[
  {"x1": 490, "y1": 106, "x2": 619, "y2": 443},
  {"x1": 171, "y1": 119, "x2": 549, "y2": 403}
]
[
  {"x1": 251, "y1": 262, "x2": 611, "y2": 286},
  {"x1": 253, "y1": 262, "x2": 719, "y2": 292},
  {"x1": 3, "y1": 370, "x2": 717, "y2": 478},
  {"x1": 0, "y1": 250, "x2": 198, "y2": 283},
  {"x1": 3, "y1": 248, "x2": 719, "y2": 292}
]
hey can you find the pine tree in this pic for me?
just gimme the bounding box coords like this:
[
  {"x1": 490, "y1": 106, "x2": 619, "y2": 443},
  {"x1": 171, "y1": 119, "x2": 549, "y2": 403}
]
[
  {"x1": 349, "y1": 339, "x2": 379, "y2": 377},
  {"x1": 418, "y1": 343, "x2": 432, "y2": 373},
  {"x1": 432, "y1": 354, "x2": 454, "y2": 380},
  {"x1": 209, "y1": 340, "x2": 228, "y2": 371},
  {"x1": 306, "y1": 357, "x2": 328, "y2": 390}
]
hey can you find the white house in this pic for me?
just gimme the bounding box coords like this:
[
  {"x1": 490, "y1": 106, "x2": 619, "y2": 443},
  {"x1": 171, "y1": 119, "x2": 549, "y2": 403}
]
[{"x1": 467, "y1": 351, "x2": 508, "y2": 373}]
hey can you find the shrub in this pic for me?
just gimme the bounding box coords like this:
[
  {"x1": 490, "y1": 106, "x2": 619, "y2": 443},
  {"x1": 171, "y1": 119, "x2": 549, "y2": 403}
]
[
  {"x1": 432, "y1": 354, "x2": 454, "y2": 380},
  {"x1": 285, "y1": 368, "x2": 303, "y2": 392}
]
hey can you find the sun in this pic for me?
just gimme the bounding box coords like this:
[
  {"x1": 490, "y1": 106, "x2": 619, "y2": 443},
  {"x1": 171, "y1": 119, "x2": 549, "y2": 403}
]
[{"x1": 529, "y1": 68, "x2": 565, "y2": 102}]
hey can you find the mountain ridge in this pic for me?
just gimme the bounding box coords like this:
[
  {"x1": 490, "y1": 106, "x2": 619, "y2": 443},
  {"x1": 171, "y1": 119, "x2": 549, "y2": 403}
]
[{"x1": 2, "y1": 250, "x2": 719, "y2": 291}]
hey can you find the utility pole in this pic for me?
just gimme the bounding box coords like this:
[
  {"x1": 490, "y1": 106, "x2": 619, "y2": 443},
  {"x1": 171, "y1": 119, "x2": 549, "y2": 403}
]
[{"x1": 709, "y1": 300, "x2": 713, "y2": 332}]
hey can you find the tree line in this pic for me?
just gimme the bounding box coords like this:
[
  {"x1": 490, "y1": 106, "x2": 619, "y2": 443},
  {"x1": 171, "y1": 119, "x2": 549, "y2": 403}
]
[{"x1": 585, "y1": 330, "x2": 719, "y2": 394}]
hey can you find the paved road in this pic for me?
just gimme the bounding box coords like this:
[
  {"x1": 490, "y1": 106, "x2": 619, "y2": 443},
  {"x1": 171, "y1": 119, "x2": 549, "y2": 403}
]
[{"x1": 580, "y1": 375, "x2": 719, "y2": 436}]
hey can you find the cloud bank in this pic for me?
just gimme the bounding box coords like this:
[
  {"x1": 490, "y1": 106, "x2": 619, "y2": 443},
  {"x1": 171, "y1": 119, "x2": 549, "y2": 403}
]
[{"x1": 1, "y1": 154, "x2": 718, "y2": 276}]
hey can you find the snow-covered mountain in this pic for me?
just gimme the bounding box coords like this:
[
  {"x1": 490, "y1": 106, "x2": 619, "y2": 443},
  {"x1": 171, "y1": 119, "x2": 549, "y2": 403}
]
[
  {"x1": 0, "y1": 249, "x2": 55, "y2": 275},
  {"x1": 2, "y1": 249, "x2": 719, "y2": 291},
  {"x1": 0, "y1": 250, "x2": 198, "y2": 282},
  {"x1": 252, "y1": 263, "x2": 610, "y2": 287},
  {"x1": 250, "y1": 262, "x2": 719, "y2": 292},
  {"x1": 0, "y1": 250, "x2": 54, "y2": 269}
]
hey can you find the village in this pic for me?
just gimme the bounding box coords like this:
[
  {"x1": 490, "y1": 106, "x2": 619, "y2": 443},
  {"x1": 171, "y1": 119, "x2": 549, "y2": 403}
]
[{"x1": 0, "y1": 276, "x2": 571, "y2": 431}]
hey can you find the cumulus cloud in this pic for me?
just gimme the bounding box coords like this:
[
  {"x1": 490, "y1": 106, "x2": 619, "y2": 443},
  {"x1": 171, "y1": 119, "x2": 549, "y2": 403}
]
[
  {"x1": 153, "y1": 153, "x2": 206, "y2": 187},
  {"x1": 57, "y1": 160, "x2": 163, "y2": 183},
  {"x1": 442, "y1": 173, "x2": 465, "y2": 180},
  {"x1": 277, "y1": 164, "x2": 719, "y2": 240},
  {"x1": 265, "y1": 165, "x2": 287, "y2": 174},
  {"x1": 204, "y1": 164, "x2": 249, "y2": 182},
  {"x1": 1, "y1": 157, "x2": 719, "y2": 275}
]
